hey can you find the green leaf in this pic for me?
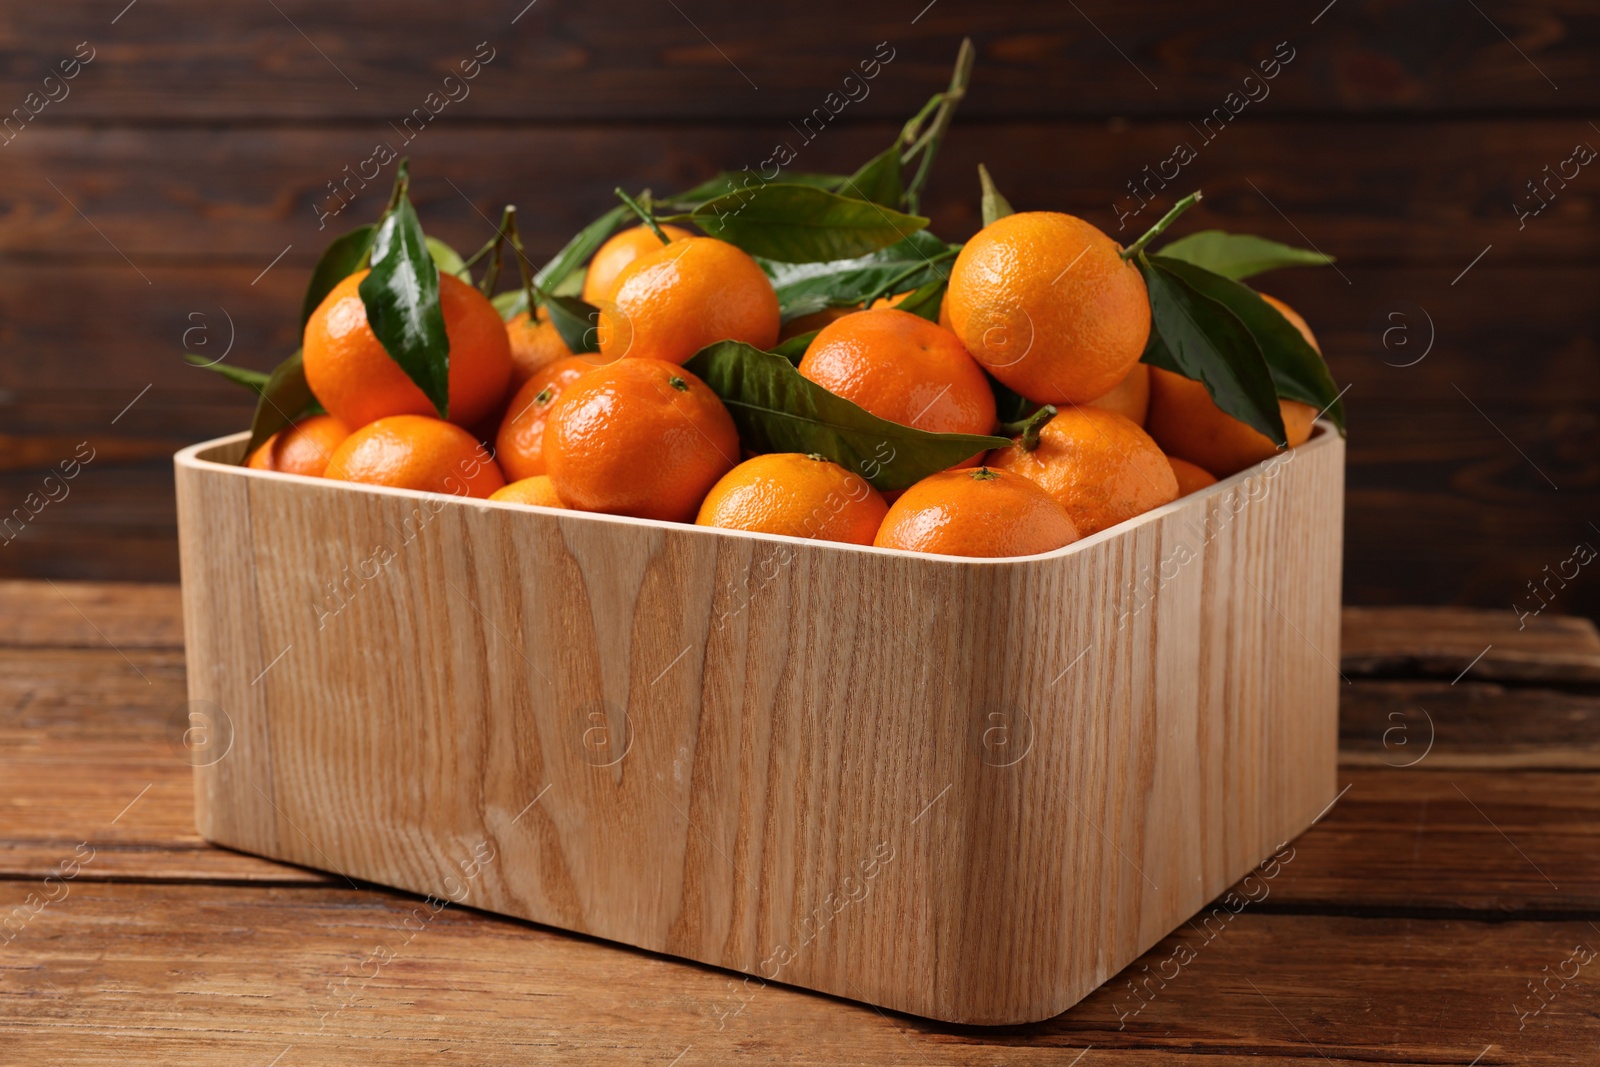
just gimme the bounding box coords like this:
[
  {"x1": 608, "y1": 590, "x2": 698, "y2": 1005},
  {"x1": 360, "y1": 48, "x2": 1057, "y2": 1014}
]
[
  {"x1": 1137, "y1": 256, "x2": 1286, "y2": 445},
  {"x1": 1149, "y1": 255, "x2": 1344, "y2": 432},
  {"x1": 1155, "y1": 230, "x2": 1334, "y2": 281},
  {"x1": 359, "y1": 197, "x2": 451, "y2": 418},
  {"x1": 683, "y1": 340, "x2": 1007, "y2": 492},
  {"x1": 663, "y1": 171, "x2": 846, "y2": 211},
  {"x1": 770, "y1": 330, "x2": 819, "y2": 365},
  {"x1": 299, "y1": 224, "x2": 375, "y2": 331},
  {"x1": 184, "y1": 354, "x2": 271, "y2": 394},
  {"x1": 426, "y1": 237, "x2": 471, "y2": 283},
  {"x1": 761, "y1": 230, "x2": 956, "y2": 321},
  {"x1": 687, "y1": 183, "x2": 929, "y2": 264},
  {"x1": 243, "y1": 349, "x2": 317, "y2": 460},
  {"x1": 978, "y1": 164, "x2": 1014, "y2": 228},
  {"x1": 894, "y1": 278, "x2": 946, "y2": 323},
  {"x1": 544, "y1": 294, "x2": 601, "y2": 355},
  {"x1": 837, "y1": 144, "x2": 904, "y2": 209}
]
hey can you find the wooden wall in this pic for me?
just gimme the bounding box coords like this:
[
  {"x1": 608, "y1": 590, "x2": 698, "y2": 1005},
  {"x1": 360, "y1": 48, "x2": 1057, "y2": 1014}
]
[{"x1": 1, "y1": 1, "x2": 1596, "y2": 617}]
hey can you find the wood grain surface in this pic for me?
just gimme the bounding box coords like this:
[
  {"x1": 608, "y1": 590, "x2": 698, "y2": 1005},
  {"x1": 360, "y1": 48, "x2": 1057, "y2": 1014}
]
[
  {"x1": 3, "y1": 1, "x2": 1591, "y2": 120},
  {"x1": 0, "y1": 1, "x2": 1594, "y2": 619},
  {"x1": 169, "y1": 426, "x2": 1343, "y2": 1024},
  {"x1": 3, "y1": 584, "x2": 1598, "y2": 1063}
]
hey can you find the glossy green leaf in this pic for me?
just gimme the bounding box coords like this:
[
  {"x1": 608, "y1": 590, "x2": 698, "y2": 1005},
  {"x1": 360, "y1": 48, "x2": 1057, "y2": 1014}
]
[
  {"x1": 243, "y1": 349, "x2": 318, "y2": 460},
  {"x1": 299, "y1": 224, "x2": 375, "y2": 331},
  {"x1": 359, "y1": 197, "x2": 450, "y2": 417},
  {"x1": 761, "y1": 230, "x2": 956, "y2": 321},
  {"x1": 1149, "y1": 255, "x2": 1344, "y2": 432},
  {"x1": 1137, "y1": 256, "x2": 1286, "y2": 445},
  {"x1": 894, "y1": 278, "x2": 946, "y2": 323},
  {"x1": 1155, "y1": 229, "x2": 1334, "y2": 281},
  {"x1": 683, "y1": 340, "x2": 1007, "y2": 492},
  {"x1": 544, "y1": 294, "x2": 601, "y2": 355},
  {"x1": 770, "y1": 330, "x2": 819, "y2": 364},
  {"x1": 663, "y1": 171, "x2": 846, "y2": 211},
  {"x1": 426, "y1": 237, "x2": 471, "y2": 283},
  {"x1": 978, "y1": 164, "x2": 1014, "y2": 227},
  {"x1": 837, "y1": 144, "x2": 904, "y2": 209},
  {"x1": 184, "y1": 354, "x2": 270, "y2": 394},
  {"x1": 687, "y1": 183, "x2": 928, "y2": 264}
]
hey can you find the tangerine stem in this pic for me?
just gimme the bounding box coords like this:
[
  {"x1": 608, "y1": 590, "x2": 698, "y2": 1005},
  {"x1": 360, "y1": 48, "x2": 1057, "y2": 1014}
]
[
  {"x1": 902, "y1": 37, "x2": 974, "y2": 215},
  {"x1": 1120, "y1": 191, "x2": 1202, "y2": 260},
  {"x1": 503, "y1": 206, "x2": 547, "y2": 315},
  {"x1": 999, "y1": 404, "x2": 1057, "y2": 451},
  {"x1": 614, "y1": 187, "x2": 671, "y2": 245}
]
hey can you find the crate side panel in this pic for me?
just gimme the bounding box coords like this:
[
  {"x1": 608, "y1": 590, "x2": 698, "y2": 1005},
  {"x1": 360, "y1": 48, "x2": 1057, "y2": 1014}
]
[{"x1": 178, "y1": 460, "x2": 281, "y2": 856}]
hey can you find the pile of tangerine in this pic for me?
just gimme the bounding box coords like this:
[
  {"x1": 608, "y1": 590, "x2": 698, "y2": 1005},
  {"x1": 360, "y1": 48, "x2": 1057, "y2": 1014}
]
[{"x1": 251, "y1": 213, "x2": 1321, "y2": 558}]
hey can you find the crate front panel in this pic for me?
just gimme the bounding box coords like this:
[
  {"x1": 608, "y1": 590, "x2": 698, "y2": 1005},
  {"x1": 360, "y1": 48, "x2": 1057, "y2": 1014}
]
[{"x1": 178, "y1": 428, "x2": 1342, "y2": 1024}]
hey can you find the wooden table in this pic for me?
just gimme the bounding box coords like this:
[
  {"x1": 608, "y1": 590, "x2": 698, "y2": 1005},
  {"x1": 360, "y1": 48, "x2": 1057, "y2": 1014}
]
[{"x1": 4, "y1": 582, "x2": 1598, "y2": 1064}]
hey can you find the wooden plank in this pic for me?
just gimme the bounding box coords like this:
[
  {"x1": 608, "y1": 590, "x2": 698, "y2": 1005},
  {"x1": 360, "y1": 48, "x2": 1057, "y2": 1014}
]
[
  {"x1": 0, "y1": 882, "x2": 1593, "y2": 1064},
  {"x1": 4, "y1": 122, "x2": 1597, "y2": 266},
  {"x1": 169, "y1": 427, "x2": 1343, "y2": 1024},
  {"x1": 1281, "y1": 767, "x2": 1600, "y2": 913},
  {"x1": 0, "y1": 580, "x2": 183, "y2": 649},
  {"x1": 1, "y1": 1, "x2": 1590, "y2": 121},
  {"x1": 1342, "y1": 606, "x2": 1600, "y2": 684},
  {"x1": 0, "y1": 645, "x2": 329, "y2": 885},
  {"x1": 1341, "y1": 678, "x2": 1600, "y2": 769}
]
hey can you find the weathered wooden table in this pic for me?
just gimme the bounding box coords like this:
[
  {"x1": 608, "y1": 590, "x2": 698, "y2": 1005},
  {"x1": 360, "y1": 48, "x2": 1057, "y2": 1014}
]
[{"x1": 3, "y1": 582, "x2": 1597, "y2": 1064}]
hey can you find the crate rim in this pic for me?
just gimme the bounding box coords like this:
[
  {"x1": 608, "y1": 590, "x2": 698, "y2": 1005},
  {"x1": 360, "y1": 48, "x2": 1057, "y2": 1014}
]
[{"x1": 176, "y1": 422, "x2": 1338, "y2": 568}]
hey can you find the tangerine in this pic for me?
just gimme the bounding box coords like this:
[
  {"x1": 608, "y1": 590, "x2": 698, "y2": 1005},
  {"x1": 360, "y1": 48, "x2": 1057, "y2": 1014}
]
[
  {"x1": 873, "y1": 467, "x2": 1079, "y2": 558},
  {"x1": 988, "y1": 407, "x2": 1177, "y2": 536},
  {"x1": 798, "y1": 308, "x2": 996, "y2": 447},
  {"x1": 324, "y1": 414, "x2": 506, "y2": 498},
  {"x1": 489, "y1": 475, "x2": 567, "y2": 509},
  {"x1": 543, "y1": 358, "x2": 739, "y2": 522},
  {"x1": 1167, "y1": 455, "x2": 1218, "y2": 496},
  {"x1": 696, "y1": 453, "x2": 887, "y2": 545},
  {"x1": 495, "y1": 356, "x2": 597, "y2": 482},
  {"x1": 1145, "y1": 368, "x2": 1317, "y2": 478},
  {"x1": 304, "y1": 270, "x2": 512, "y2": 429},
  {"x1": 582, "y1": 224, "x2": 693, "y2": 304},
  {"x1": 945, "y1": 212, "x2": 1149, "y2": 405},
  {"x1": 246, "y1": 414, "x2": 349, "y2": 477},
  {"x1": 505, "y1": 306, "x2": 574, "y2": 388},
  {"x1": 597, "y1": 237, "x2": 780, "y2": 365},
  {"x1": 1085, "y1": 362, "x2": 1150, "y2": 425}
]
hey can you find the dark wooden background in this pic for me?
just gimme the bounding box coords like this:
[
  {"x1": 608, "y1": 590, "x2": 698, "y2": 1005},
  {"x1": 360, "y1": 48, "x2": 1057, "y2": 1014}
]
[{"x1": 1, "y1": 1, "x2": 1596, "y2": 617}]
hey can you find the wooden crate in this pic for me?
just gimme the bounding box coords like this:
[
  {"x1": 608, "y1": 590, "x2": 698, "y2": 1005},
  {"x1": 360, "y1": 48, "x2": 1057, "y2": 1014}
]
[{"x1": 174, "y1": 425, "x2": 1344, "y2": 1025}]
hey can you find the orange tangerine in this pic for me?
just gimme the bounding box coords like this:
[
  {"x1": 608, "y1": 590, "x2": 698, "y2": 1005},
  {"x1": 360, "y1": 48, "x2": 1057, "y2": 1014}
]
[
  {"x1": 696, "y1": 453, "x2": 887, "y2": 545},
  {"x1": 246, "y1": 414, "x2": 350, "y2": 477},
  {"x1": 495, "y1": 356, "x2": 597, "y2": 482},
  {"x1": 543, "y1": 358, "x2": 739, "y2": 522},
  {"x1": 946, "y1": 212, "x2": 1149, "y2": 405},
  {"x1": 988, "y1": 407, "x2": 1177, "y2": 536},
  {"x1": 323, "y1": 414, "x2": 505, "y2": 498},
  {"x1": 582, "y1": 224, "x2": 693, "y2": 304},
  {"x1": 873, "y1": 467, "x2": 1079, "y2": 558},
  {"x1": 304, "y1": 270, "x2": 513, "y2": 429},
  {"x1": 490, "y1": 475, "x2": 567, "y2": 509},
  {"x1": 1168, "y1": 455, "x2": 1218, "y2": 496},
  {"x1": 597, "y1": 237, "x2": 780, "y2": 365}
]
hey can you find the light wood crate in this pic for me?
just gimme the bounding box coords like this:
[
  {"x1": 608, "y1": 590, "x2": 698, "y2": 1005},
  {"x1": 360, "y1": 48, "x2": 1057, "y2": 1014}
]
[{"x1": 175, "y1": 425, "x2": 1343, "y2": 1025}]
